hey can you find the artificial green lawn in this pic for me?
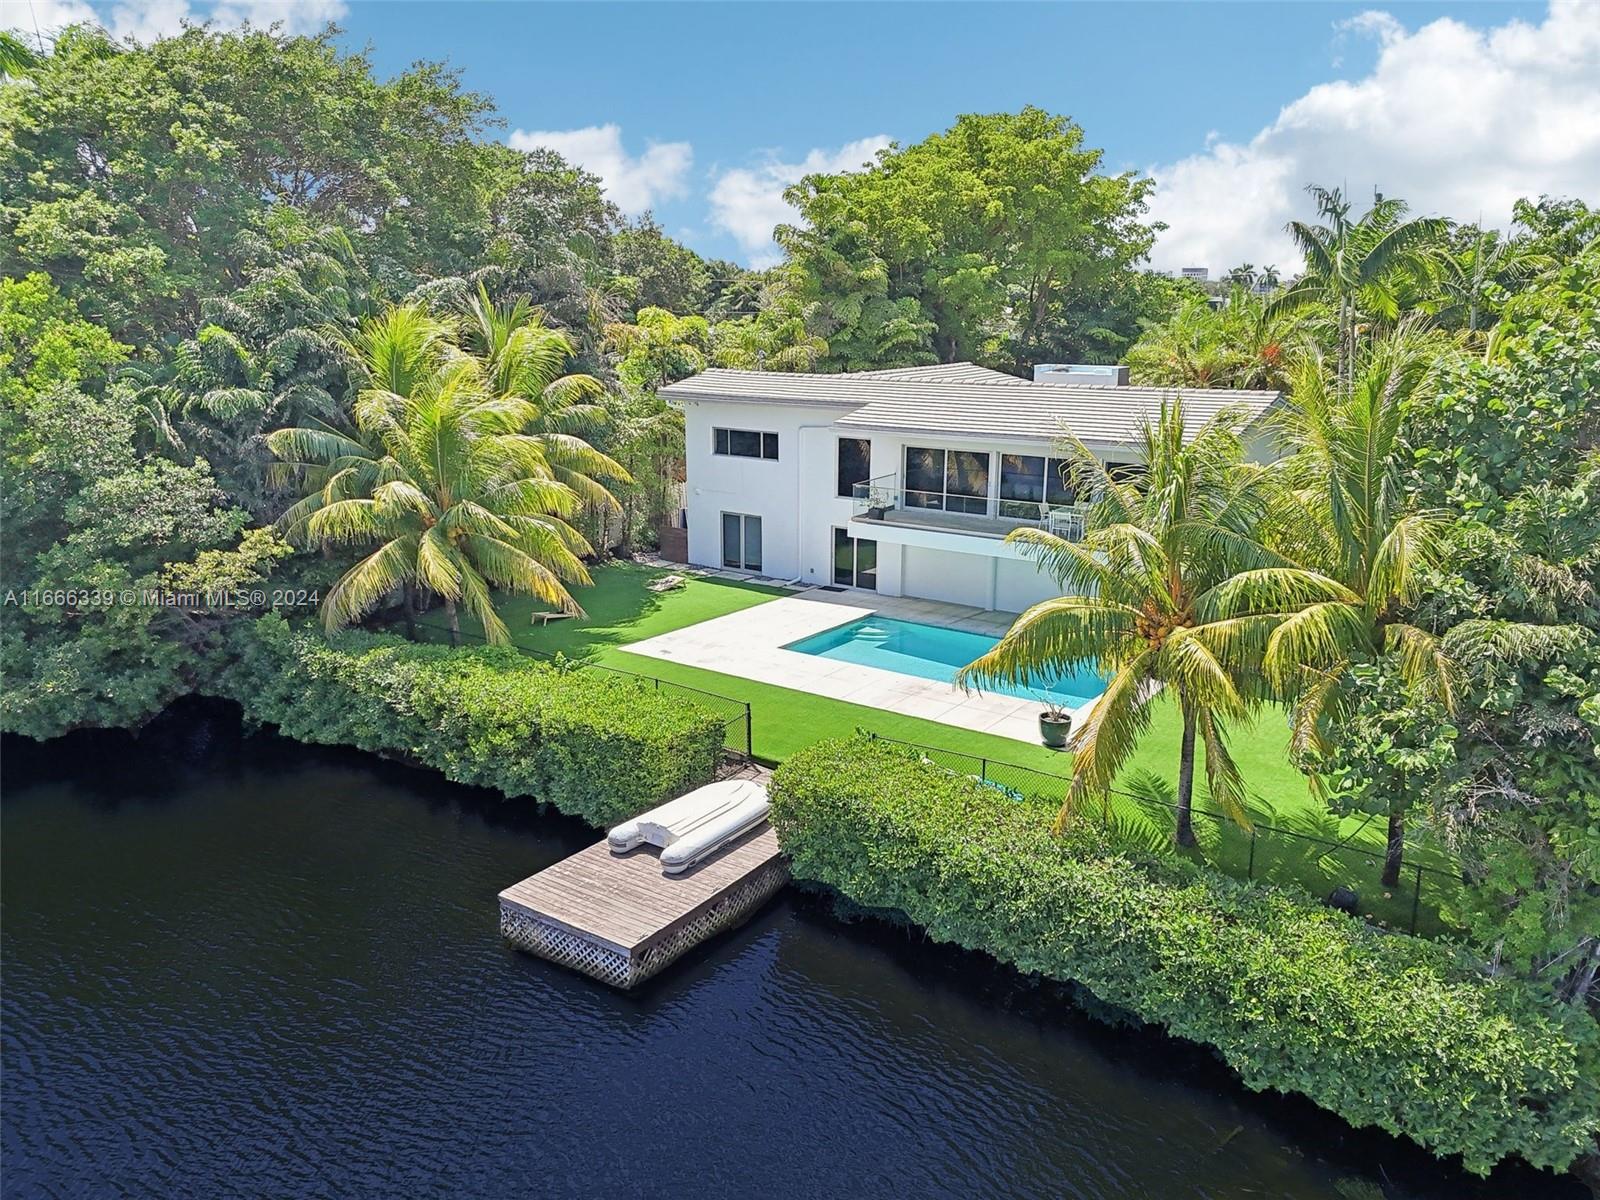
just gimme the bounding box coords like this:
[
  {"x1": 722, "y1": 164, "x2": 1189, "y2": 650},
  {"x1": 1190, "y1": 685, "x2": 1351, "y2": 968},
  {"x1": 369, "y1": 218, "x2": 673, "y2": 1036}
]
[
  {"x1": 415, "y1": 561, "x2": 1461, "y2": 933},
  {"x1": 415, "y1": 561, "x2": 1293, "y2": 772}
]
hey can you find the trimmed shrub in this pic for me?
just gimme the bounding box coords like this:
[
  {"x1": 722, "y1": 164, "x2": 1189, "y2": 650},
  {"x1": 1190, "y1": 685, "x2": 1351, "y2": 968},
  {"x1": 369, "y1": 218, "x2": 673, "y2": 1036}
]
[
  {"x1": 769, "y1": 735, "x2": 1600, "y2": 1176},
  {"x1": 210, "y1": 615, "x2": 726, "y2": 826}
]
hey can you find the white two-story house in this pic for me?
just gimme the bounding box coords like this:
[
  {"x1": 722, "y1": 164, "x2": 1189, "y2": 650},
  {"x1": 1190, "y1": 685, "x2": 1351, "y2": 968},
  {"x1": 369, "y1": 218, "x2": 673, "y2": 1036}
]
[{"x1": 659, "y1": 363, "x2": 1281, "y2": 613}]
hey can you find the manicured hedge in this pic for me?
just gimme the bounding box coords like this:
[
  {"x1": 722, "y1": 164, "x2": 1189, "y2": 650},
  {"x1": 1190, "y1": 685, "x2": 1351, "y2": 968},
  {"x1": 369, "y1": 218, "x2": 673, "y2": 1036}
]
[
  {"x1": 768, "y1": 735, "x2": 1600, "y2": 1176},
  {"x1": 210, "y1": 615, "x2": 726, "y2": 826}
]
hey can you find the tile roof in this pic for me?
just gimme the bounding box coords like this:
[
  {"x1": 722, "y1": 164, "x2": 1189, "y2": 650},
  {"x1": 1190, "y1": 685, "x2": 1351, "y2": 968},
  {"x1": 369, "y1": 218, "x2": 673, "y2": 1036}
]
[
  {"x1": 660, "y1": 366, "x2": 1281, "y2": 446},
  {"x1": 849, "y1": 362, "x2": 1032, "y2": 385}
]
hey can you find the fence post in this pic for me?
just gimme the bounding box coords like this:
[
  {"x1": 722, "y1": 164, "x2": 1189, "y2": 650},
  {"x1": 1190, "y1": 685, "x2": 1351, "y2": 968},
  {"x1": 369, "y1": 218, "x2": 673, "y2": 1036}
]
[
  {"x1": 1410, "y1": 864, "x2": 1423, "y2": 935},
  {"x1": 1247, "y1": 830, "x2": 1257, "y2": 880},
  {"x1": 980, "y1": 757, "x2": 988, "y2": 783},
  {"x1": 744, "y1": 702, "x2": 753, "y2": 760}
]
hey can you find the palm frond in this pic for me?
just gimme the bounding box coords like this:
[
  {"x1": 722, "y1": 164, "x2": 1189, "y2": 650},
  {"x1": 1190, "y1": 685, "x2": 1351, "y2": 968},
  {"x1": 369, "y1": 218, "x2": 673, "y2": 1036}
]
[
  {"x1": 1058, "y1": 651, "x2": 1160, "y2": 831},
  {"x1": 321, "y1": 535, "x2": 420, "y2": 633},
  {"x1": 957, "y1": 596, "x2": 1141, "y2": 693}
]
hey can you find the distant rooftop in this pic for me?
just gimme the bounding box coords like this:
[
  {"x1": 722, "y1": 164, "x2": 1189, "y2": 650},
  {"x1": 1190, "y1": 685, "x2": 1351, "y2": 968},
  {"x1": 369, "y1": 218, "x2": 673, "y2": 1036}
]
[{"x1": 659, "y1": 364, "x2": 1281, "y2": 447}]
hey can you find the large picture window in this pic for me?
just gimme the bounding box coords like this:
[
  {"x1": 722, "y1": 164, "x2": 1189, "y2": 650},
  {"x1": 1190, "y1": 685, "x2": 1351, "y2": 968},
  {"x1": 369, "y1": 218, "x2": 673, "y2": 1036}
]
[
  {"x1": 714, "y1": 428, "x2": 779, "y2": 460},
  {"x1": 837, "y1": 437, "x2": 871, "y2": 498},
  {"x1": 903, "y1": 446, "x2": 990, "y2": 514},
  {"x1": 998, "y1": 454, "x2": 1077, "y2": 517}
]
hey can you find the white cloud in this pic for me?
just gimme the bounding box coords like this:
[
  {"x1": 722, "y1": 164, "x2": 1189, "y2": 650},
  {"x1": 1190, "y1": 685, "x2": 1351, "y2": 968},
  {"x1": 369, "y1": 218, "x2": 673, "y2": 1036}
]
[
  {"x1": 3, "y1": 0, "x2": 346, "y2": 44},
  {"x1": 508, "y1": 123, "x2": 692, "y2": 216},
  {"x1": 207, "y1": 0, "x2": 347, "y2": 34},
  {"x1": 1147, "y1": 0, "x2": 1600, "y2": 273},
  {"x1": 709, "y1": 135, "x2": 892, "y2": 267},
  {"x1": 4, "y1": 0, "x2": 97, "y2": 40},
  {"x1": 104, "y1": 0, "x2": 192, "y2": 41}
]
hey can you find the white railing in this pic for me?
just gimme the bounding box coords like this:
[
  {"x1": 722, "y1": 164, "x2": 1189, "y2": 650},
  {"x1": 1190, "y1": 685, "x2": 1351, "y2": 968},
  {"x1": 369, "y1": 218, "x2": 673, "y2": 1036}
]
[{"x1": 850, "y1": 473, "x2": 1088, "y2": 540}]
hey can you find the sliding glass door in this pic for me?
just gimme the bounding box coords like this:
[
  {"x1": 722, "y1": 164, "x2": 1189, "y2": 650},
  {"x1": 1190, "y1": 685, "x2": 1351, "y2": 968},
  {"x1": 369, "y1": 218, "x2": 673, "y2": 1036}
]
[
  {"x1": 721, "y1": 512, "x2": 762, "y2": 572},
  {"x1": 832, "y1": 528, "x2": 877, "y2": 590}
]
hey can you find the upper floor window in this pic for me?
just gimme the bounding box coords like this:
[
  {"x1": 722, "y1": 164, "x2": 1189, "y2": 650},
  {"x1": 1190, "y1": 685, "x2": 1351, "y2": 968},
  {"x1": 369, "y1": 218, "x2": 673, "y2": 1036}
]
[
  {"x1": 999, "y1": 454, "x2": 1078, "y2": 517},
  {"x1": 904, "y1": 446, "x2": 990, "y2": 514},
  {"x1": 837, "y1": 437, "x2": 871, "y2": 497},
  {"x1": 714, "y1": 428, "x2": 779, "y2": 460},
  {"x1": 1105, "y1": 460, "x2": 1148, "y2": 488}
]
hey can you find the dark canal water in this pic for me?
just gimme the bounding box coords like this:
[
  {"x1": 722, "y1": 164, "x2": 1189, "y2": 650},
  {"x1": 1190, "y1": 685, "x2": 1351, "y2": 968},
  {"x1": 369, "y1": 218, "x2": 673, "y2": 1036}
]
[{"x1": 2, "y1": 703, "x2": 1581, "y2": 1199}]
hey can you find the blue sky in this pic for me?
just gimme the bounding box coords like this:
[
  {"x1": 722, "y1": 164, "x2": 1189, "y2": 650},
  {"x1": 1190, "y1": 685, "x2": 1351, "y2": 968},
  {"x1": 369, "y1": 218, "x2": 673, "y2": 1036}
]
[{"x1": 17, "y1": 1, "x2": 1600, "y2": 270}]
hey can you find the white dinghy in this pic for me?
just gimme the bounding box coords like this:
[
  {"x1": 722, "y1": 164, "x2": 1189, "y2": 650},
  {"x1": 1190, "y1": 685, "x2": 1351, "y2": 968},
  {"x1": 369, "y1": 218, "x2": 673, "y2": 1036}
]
[{"x1": 607, "y1": 779, "x2": 770, "y2": 874}]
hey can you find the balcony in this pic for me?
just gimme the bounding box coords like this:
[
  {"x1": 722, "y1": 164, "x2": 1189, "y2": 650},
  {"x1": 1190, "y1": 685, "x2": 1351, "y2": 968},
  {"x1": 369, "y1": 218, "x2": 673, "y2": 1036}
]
[{"x1": 850, "y1": 473, "x2": 1087, "y2": 542}]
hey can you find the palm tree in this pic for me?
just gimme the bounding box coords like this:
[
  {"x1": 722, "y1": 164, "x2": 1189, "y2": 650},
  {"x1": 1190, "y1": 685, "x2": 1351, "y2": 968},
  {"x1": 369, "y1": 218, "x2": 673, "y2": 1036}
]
[
  {"x1": 268, "y1": 304, "x2": 593, "y2": 645},
  {"x1": 1429, "y1": 227, "x2": 1552, "y2": 334},
  {"x1": 0, "y1": 30, "x2": 41, "y2": 82},
  {"x1": 1271, "y1": 186, "x2": 1448, "y2": 390},
  {"x1": 459, "y1": 284, "x2": 631, "y2": 524},
  {"x1": 1124, "y1": 291, "x2": 1298, "y2": 391},
  {"x1": 1258, "y1": 265, "x2": 1282, "y2": 292},
  {"x1": 957, "y1": 398, "x2": 1282, "y2": 846},
  {"x1": 1224, "y1": 263, "x2": 1258, "y2": 290},
  {"x1": 1207, "y1": 332, "x2": 1457, "y2": 884},
  {"x1": 116, "y1": 217, "x2": 363, "y2": 516}
]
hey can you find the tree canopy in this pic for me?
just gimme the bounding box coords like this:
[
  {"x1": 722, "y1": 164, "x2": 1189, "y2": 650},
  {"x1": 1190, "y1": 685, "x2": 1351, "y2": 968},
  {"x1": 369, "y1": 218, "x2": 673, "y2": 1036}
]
[{"x1": 779, "y1": 107, "x2": 1161, "y2": 372}]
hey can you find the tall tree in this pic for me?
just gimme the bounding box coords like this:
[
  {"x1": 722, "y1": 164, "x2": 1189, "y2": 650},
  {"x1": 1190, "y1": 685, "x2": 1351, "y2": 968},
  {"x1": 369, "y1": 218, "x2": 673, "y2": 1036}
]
[
  {"x1": 117, "y1": 210, "x2": 367, "y2": 516},
  {"x1": 1428, "y1": 225, "x2": 1552, "y2": 334},
  {"x1": 1211, "y1": 333, "x2": 1458, "y2": 884},
  {"x1": 1, "y1": 26, "x2": 498, "y2": 346},
  {"x1": 459, "y1": 283, "x2": 630, "y2": 516},
  {"x1": 269, "y1": 305, "x2": 593, "y2": 644},
  {"x1": 958, "y1": 399, "x2": 1280, "y2": 845},
  {"x1": 1397, "y1": 250, "x2": 1600, "y2": 996},
  {"x1": 612, "y1": 215, "x2": 712, "y2": 314},
  {"x1": 1271, "y1": 186, "x2": 1447, "y2": 389},
  {"x1": 780, "y1": 108, "x2": 1158, "y2": 371}
]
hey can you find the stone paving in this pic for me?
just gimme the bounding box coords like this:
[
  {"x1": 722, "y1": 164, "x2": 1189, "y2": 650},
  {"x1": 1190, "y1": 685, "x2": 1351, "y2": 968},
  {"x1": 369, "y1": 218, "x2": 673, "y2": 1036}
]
[{"x1": 620, "y1": 587, "x2": 1100, "y2": 746}]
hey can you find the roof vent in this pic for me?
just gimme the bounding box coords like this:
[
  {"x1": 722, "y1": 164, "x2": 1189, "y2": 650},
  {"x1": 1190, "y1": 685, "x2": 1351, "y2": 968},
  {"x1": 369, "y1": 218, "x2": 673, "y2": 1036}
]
[{"x1": 1032, "y1": 364, "x2": 1129, "y2": 388}]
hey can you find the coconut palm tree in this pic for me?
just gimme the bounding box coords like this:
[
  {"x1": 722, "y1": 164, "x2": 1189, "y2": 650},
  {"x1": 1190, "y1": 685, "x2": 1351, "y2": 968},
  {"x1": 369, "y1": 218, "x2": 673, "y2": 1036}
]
[
  {"x1": 1206, "y1": 331, "x2": 1458, "y2": 883},
  {"x1": 268, "y1": 304, "x2": 593, "y2": 645},
  {"x1": 1258, "y1": 265, "x2": 1282, "y2": 292},
  {"x1": 459, "y1": 283, "x2": 631, "y2": 521},
  {"x1": 1271, "y1": 186, "x2": 1448, "y2": 390},
  {"x1": 957, "y1": 397, "x2": 1285, "y2": 845}
]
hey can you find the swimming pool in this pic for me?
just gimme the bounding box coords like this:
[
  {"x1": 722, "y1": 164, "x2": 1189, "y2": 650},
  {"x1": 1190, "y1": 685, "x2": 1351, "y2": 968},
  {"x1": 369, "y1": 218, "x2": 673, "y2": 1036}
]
[{"x1": 784, "y1": 615, "x2": 1106, "y2": 706}]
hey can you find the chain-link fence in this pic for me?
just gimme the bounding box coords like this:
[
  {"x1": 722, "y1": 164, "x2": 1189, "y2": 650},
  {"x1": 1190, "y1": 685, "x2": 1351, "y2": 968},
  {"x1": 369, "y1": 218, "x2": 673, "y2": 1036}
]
[{"x1": 865, "y1": 734, "x2": 1462, "y2": 936}]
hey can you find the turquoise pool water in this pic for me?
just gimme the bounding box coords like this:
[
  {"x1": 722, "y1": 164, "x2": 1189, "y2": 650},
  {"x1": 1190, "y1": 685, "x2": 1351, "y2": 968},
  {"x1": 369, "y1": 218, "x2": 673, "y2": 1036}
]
[{"x1": 785, "y1": 616, "x2": 1106, "y2": 706}]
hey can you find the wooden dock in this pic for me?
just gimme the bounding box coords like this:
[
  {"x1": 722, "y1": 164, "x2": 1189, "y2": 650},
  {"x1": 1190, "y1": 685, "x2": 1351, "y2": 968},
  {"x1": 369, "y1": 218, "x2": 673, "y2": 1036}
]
[{"x1": 498, "y1": 823, "x2": 788, "y2": 989}]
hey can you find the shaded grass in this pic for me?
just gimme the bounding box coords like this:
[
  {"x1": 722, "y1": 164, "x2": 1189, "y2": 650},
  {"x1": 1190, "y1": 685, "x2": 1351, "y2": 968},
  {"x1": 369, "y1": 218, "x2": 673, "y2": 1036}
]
[{"x1": 416, "y1": 560, "x2": 1461, "y2": 934}]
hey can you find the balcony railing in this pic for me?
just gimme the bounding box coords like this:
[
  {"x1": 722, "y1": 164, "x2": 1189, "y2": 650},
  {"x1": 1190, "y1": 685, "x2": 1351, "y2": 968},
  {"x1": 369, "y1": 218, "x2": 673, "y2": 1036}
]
[{"x1": 851, "y1": 473, "x2": 1088, "y2": 541}]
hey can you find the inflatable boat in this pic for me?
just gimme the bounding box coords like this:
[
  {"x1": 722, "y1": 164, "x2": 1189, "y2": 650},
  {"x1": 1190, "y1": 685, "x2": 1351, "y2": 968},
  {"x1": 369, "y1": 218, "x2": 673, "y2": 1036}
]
[{"x1": 607, "y1": 779, "x2": 770, "y2": 874}]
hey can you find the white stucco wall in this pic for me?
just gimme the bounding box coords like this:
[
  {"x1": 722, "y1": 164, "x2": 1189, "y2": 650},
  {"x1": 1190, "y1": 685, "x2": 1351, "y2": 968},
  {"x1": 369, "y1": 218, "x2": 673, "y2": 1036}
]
[
  {"x1": 676, "y1": 396, "x2": 1273, "y2": 612},
  {"x1": 900, "y1": 545, "x2": 993, "y2": 608},
  {"x1": 679, "y1": 399, "x2": 859, "y2": 582},
  {"x1": 995, "y1": 556, "x2": 1062, "y2": 613}
]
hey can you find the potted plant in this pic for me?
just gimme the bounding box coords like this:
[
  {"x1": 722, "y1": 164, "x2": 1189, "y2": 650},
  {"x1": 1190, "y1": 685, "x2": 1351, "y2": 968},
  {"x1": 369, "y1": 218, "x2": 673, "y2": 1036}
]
[{"x1": 1037, "y1": 694, "x2": 1073, "y2": 749}]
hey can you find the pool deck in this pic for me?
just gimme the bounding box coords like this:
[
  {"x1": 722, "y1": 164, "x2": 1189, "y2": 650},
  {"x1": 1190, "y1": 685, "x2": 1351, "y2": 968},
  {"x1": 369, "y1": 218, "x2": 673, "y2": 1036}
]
[
  {"x1": 499, "y1": 807, "x2": 788, "y2": 989},
  {"x1": 619, "y1": 589, "x2": 1098, "y2": 746}
]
